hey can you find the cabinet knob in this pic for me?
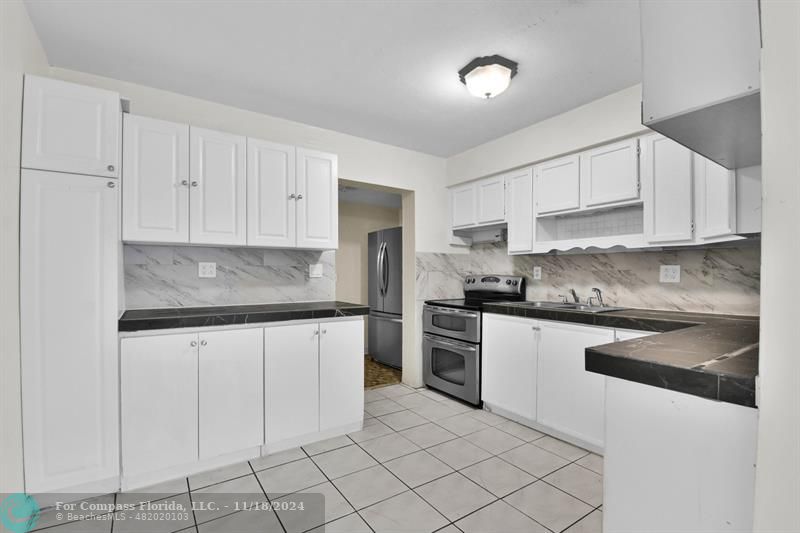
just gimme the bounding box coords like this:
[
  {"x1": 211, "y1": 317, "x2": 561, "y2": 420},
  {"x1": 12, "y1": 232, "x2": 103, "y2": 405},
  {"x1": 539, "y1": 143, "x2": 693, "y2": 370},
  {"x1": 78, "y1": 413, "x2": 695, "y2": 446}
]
[
  {"x1": 181, "y1": 180, "x2": 189, "y2": 186},
  {"x1": 288, "y1": 193, "x2": 296, "y2": 200},
  {"x1": 296, "y1": 193, "x2": 303, "y2": 200},
  {"x1": 313, "y1": 329, "x2": 319, "y2": 336},
  {"x1": 190, "y1": 341, "x2": 197, "y2": 347},
  {"x1": 322, "y1": 329, "x2": 327, "y2": 334},
  {"x1": 200, "y1": 340, "x2": 207, "y2": 346},
  {"x1": 191, "y1": 181, "x2": 199, "y2": 187},
  {"x1": 531, "y1": 326, "x2": 540, "y2": 331},
  {"x1": 106, "y1": 181, "x2": 116, "y2": 188},
  {"x1": 107, "y1": 165, "x2": 115, "y2": 172}
]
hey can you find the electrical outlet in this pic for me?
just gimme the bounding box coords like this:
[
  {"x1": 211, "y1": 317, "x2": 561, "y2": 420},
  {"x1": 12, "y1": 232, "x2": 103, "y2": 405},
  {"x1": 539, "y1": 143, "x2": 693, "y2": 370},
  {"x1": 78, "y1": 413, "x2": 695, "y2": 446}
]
[
  {"x1": 532, "y1": 266, "x2": 542, "y2": 281},
  {"x1": 198, "y1": 262, "x2": 216, "y2": 278},
  {"x1": 659, "y1": 265, "x2": 681, "y2": 283},
  {"x1": 308, "y1": 263, "x2": 323, "y2": 278}
]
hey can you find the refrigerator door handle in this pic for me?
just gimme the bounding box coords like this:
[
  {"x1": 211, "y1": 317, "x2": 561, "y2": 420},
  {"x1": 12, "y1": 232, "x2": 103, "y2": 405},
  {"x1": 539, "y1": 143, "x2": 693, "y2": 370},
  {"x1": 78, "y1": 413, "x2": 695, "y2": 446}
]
[
  {"x1": 372, "y1": 314, "x2": 403, "y2": 323},
  {"x1": 376, "y1": 241, "x2": 386, "y2": 295},
  {"x1": 382, "y1": 243, "x2": 390, "y2": 295}
]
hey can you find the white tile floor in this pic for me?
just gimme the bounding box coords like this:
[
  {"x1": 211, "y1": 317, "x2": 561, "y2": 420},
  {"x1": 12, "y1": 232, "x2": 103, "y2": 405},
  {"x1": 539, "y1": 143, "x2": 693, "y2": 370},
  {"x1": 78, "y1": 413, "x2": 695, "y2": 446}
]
[{"x1": 31, "y1": 384, "x2": 603, "y2": 533}]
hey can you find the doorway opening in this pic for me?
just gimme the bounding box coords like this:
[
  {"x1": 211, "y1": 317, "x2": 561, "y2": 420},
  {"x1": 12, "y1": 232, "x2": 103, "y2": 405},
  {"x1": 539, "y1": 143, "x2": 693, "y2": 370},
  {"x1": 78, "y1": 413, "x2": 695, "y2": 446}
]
[{"x1": 336, "y1": 180, "x2": 411, "y2": 390}]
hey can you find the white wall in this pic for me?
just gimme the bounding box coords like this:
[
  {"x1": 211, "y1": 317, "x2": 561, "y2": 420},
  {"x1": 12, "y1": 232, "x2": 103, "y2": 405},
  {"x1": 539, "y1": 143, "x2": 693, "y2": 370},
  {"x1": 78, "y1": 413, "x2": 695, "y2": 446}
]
[
  {"x1": 446, "y1": 85, "x2": 648, "y2": 185},
  {"x1": 0, "y1": 0, "x2": 50, "y2": 493},
  {"x1": 753, "y1": 1, "x2": 800, "y2": 530},
  {"x1": 48, "y1": 68, "x2": 452, "y2": 254}
]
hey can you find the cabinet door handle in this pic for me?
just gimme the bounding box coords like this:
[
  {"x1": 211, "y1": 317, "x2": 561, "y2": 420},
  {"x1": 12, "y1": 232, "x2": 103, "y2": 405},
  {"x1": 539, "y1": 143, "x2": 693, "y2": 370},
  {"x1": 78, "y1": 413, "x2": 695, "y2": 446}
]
[
  {"x1": 181, "y1": 180, "x2": 189, "y2": 186},
  {"x1": 531, "y1": 326, "x2": 540, "y2": 331},
  {"x1": 190, "y1": 340, "x2": 197, "y2": 347},
  {"x1": 288, "y1": 193, "x2": 296, "y2": 200},
  {"x1": 191, "y1": 181, "x2": 199, "y2": 187},
  {"x1": 296, "y1": 193, "x2": 303, "y2": 200},
  {"x1": 200, "y1": 340, "x2": 207, "y2": 346},
  {"x1": 322, "y1": 329, "x2": 327, "y2": 334},
  {"x1": 106, "y1": 181, "x2": 116, "y2": 188},
  {"x1": 107, "y1": 165, "x2": 115, "y2": 172}
]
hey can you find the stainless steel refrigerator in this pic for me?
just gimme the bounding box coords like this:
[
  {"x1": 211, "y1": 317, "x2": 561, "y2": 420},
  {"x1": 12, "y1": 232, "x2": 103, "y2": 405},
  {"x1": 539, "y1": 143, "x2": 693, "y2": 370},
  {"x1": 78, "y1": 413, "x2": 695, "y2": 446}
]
[{"x1": 368, "y1": 226, "x2": 403, "y2": 369}]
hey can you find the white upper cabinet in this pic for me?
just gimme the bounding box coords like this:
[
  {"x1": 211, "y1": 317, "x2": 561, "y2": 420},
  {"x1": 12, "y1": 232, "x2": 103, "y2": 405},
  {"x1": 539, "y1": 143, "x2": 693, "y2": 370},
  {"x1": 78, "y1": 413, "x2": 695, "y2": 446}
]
[
  {"x1": 190, "y1": 127, "x2": 247, "y2": 246},
  {"x1": 476, "y1": 175, "x2": 506, "y2": 225},
  {"x1": 694, "y1": 155, "x2": 737, "y2": 240},
  {"x1": 22, "y1": 76, "x2": 120, "y2": 178},
  {"x1": 582, "y1": 138, "x2": 640, "y2": 208},
  {"x1": 123, "y1": 115, "x2": 190, "y2": 243},
  {"x1": 505, "y1": 168, "x2": 534, "y2": 254},
  {"x1": 199, "y1": 328, "x2": 264, "y2": 459},
  {"x1": 451, "y1": 182, "x2": 477, "y2": 228},
  {"x1": 642, "y1": 134, "x2": 695, "y2": 244},
  {"x1": 21, "y1": 170, "x2": 119, "y2": 493},
  {"x1": 535, "y1": 154, "x2": 581, "y2": 215},
  {"x1": 296, "y1": 148, "x2": 338, "y2": 249},
  {"x1": 319, "y1": 319, "x2": 364, "y2": 432},
  {"x1": 247, "y1": 139, "x2": 296, "y2": 247}
]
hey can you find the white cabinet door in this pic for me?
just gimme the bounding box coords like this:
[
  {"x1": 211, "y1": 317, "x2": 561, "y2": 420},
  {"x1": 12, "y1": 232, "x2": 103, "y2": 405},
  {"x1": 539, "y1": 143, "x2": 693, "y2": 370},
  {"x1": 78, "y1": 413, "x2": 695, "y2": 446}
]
[
  {"x1": 189, "y1": 127, "x2": 247, "y2": 245},
  {"x1": 642, "y1": 134, "x2": 695, "y2": 244},
  {"x1": 476, "y1": 175, "x2": 506, "y2": 224},
  {"x1": 506, "y1": 168, "x2": 534, "y2": 253},
  {"x1": 537, "y1": 321, "x2": 614, "y2": 449},
  {"x1": 535, "y1": 154, "x2": 580, "y2": 215},
  {"x1": 582, "y1": 138, "x2": 640, "y2": 208},
  {"x1": 695, "y1": 155, "x2": 737, "y2": 240},
  {"x1": 22, "y1": 76, "x2": 120, "y2": 178},
  {"x1": 296, "y1": 148, "x2": 338, "y2": 249},
  {"x1": 20, "y1": 170, "x2": 119, "y2": 493},
  {"x1": 451, "y1": 183, "x2": 477, "y2": 228},
  {"x1": 482, "y1": 314, "x2": 538, "y2": 421},
  {"x1": 199, "y1": 329, "x2": 264, "y2": 459},
  {"x1": 319, "y1": 320, "x2": 364, "y2": 432},
  {"x1": 121, "y1": 333, "x2": 198, "y2": 479},
  {"x1": 122, "y1": 114, "x2": 190, "y2": 243},
  {"x1": 265, "y1": 323, "x2": 320, "y2": 443},
  {"x1": 247, "y1": 139, "x2": 296, "y2": 247}
]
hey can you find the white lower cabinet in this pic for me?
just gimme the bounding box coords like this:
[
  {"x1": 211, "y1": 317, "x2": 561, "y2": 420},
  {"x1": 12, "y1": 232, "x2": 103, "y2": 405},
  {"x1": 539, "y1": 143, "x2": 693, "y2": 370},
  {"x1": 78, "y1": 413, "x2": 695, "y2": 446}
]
[
  {"x1": 481, "y1": 314, "x2": 539, "y2": 421},
  {"x1": 265, "y1": 323, "x2": 321, "y2": 444},
  {"x1": 319, "y1": 320, "x2": 365, "y2": 431},
  {"x1": 121, "y1": 333, "x2": 199, "y2": 479},
  {"x1": 537, "y1": 321, "x2": 614, "y2": 449},
  {"x1": 199, "y1": 329, "x2": 264, "y2": 459}
]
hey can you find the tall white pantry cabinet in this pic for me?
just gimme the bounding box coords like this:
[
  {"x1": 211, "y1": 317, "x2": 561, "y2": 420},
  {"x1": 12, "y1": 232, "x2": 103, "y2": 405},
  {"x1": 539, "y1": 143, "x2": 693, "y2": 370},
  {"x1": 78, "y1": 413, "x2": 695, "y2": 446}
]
[{"x1": 20, "y1": 76, "x2": 121, "y2": 494}]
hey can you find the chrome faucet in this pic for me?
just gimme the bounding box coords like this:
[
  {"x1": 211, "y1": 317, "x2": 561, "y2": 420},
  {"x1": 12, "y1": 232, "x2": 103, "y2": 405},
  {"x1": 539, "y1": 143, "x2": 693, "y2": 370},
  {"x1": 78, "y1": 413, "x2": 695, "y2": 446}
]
[
  {"x1": 591, "y1": 287, "x2": 605, "y2": 307},
  {"x1": 569, "y1": 288, "x2": 579, "y2": 303}
]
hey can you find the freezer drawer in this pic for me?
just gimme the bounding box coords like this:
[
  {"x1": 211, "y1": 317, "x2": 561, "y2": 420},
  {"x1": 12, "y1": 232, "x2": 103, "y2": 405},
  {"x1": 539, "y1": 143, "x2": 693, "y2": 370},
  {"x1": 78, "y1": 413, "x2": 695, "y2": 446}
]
[{"x1": 368, "y1": 313, "x2": 402, "y2": 369}]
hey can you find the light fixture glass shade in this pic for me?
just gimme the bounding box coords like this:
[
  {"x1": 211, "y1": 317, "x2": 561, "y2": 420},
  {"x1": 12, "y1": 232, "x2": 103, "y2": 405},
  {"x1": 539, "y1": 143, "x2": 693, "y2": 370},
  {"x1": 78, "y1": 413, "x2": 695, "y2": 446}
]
[{"x1": 464, "y1": 63, "x2": 512, "y2": 99}]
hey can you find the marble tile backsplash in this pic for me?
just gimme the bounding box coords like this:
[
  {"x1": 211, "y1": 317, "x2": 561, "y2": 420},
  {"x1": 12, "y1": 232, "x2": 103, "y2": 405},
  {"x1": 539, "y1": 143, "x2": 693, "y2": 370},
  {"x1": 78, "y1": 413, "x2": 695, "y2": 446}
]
[
  {"x1": 417, "y1": 242, "x2": 761, "y2": 315},
  {"x1": 124, "y1": 245, "x2": 335, "y2": 309}
]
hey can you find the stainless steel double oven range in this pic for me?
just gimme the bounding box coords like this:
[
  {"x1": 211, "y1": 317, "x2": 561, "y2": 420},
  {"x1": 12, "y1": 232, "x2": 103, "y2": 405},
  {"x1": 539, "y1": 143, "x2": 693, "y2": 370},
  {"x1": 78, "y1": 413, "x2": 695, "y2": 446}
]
[{"x1": 422, "y1": 275, "x2": 525, "y2": 405}]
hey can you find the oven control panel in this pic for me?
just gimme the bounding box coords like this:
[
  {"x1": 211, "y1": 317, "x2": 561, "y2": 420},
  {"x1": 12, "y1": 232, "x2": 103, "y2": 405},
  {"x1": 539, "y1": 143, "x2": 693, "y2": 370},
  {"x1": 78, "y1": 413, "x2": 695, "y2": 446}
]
[{"x1": 463, "y1": 275, "x2": 525, "y2": 295}]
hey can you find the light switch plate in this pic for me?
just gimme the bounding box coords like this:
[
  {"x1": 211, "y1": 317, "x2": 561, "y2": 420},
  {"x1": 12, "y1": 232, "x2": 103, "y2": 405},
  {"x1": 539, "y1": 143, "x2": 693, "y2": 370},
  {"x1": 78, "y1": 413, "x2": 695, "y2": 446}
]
[
  {"x1": 309, "y1": 263, "x2": 323, "y2": 278},
  {"x1": 198, "y1": 262, "x2": 217, "y2": 278},
  {"x1": 659, "y1": 265, "x2": 681, "y2": 283},
  {"x1": 532, "y1": 266, "x2": 542, "y2": 280}
]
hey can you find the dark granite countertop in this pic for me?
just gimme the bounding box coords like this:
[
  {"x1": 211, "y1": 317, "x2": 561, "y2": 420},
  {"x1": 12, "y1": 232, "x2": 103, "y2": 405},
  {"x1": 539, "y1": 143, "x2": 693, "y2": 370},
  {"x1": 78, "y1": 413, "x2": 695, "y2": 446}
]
[
  {"x1": 482, "y1": 303, "x2": 759, "y2": 408},
  {"x1": 119, "y1": 301, "x2": 369, "y2": 332}
]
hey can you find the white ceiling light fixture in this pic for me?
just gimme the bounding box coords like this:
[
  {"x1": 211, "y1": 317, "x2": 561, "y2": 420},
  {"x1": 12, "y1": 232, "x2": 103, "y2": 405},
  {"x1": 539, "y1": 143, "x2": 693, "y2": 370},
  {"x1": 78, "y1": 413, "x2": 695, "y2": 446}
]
[{"x1": 458, "y1": 55, "x2": 519, "y2": 99}]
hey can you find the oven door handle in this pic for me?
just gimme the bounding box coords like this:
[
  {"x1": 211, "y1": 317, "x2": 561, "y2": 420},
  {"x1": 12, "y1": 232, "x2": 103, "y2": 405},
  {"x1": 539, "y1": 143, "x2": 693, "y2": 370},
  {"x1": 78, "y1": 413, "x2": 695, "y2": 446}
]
[
  {"x1": 425, "y1": 306, "x2": 479, "y2": 319},
  {"x1": 423, "y1": 334, "x2": 477, "y2": 352}
]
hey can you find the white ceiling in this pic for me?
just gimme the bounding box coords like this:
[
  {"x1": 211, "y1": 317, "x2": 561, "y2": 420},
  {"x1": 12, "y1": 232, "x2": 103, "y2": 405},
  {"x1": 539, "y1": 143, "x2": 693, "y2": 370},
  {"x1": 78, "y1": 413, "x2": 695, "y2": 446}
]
[{"x1": 24, "y1": 0, "x2": 642, "y2": 157}]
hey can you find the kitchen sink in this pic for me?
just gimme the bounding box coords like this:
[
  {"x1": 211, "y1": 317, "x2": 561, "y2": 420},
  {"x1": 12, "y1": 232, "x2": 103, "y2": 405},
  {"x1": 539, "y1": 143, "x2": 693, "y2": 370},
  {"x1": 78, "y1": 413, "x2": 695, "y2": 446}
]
[{"x1": 513, "y1": 301, "x2": 627, "y2": 313}]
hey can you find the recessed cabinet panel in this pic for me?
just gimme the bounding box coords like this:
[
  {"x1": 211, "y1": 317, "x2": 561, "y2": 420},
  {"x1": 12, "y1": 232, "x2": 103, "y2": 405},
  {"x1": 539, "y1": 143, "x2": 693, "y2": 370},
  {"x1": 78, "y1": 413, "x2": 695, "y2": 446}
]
[
  {"x1": 22, "y1": 76, "x2": 120, "y2": 178},
  {"x1": 451, "y1": 183, "x2": 477, "y2": 228},
  {"x1": 320, "y1": 320, "x2": 364, "y2": 431},
  {"x1": 642, "y1": 134, "x2": 694, "y2": 244},
  {"x1": 476, "y1": 176, "x2": 506, "y2": 224},
  {"x1": 247, "y1": 139, "x2": 296, "y2": 247},
  {"x1": 583, "y1": 138, "x2": 640, "y2": 208},
  {"x1": 296, "y1": 149, "x2": 338, "y2": 249},
  {"x1": 265, "y1": 323, "x2": 320, "y2": 443},
  {"x1": 506, "y1": 169, "x2": 534, "y2": 253},
  {"x1": 199, "y1": 329, "x2": 264, "y2": 459},
  {"x1": 21, "y1": 170, "x2": 119, "y2": 493},
  {"x1": 190, "y1": 127, "x2": 247, "y2": 245},
  {"x1": 121, "y1": 333, "x2": 198, "y2": 478},
  {"x1": 535, "y1": 155, "x2": 581, "y2": 215},
  {"x1": 695, "y1": 155, "x2": 737, "y2": 240},
  {"x1": 482, "y1": 314, "x2": 538, "y2": 421},
  {"x1": 123, "y1": 115, "x2": 190, "y2": 243}
]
